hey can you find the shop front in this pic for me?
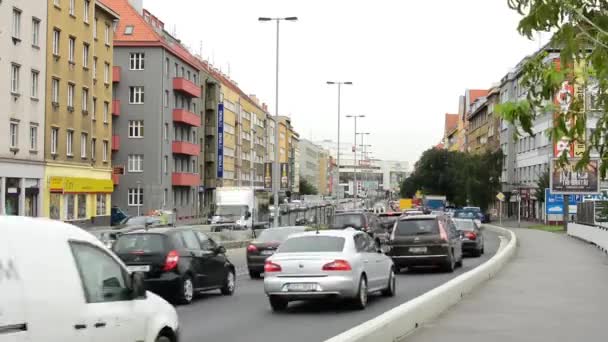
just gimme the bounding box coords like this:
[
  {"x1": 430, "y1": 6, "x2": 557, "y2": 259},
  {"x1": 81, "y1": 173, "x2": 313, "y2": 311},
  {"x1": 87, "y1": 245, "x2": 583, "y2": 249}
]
[{"x1": 0, "y1": 161, "x2": 44, "y2": 216}]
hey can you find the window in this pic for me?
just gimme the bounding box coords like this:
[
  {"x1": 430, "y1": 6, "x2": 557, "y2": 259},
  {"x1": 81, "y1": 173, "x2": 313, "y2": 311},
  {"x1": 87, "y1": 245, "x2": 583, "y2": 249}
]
[
  {"x1": 12, "y1": 8, "x2": 21, "y2": 39},
  {"x1": 10, "y1": 64, "x2": 20, "y2": 94},
  {"x1": 102, "y1": 140, "x2": 108, "y2": 161},
  {"x1": 29, "y1": 125, "x2": 37, "y2": 151},
  {"x1": 129, "y1": 86, "x2": 144, "y2": 104},
  {"x1": 93, "y1": 57, "x2": 97, "y2": 79},
  {"x1": 54, "y1": 0, "x2": 60, "y2": 6},
  {"x1": 93, "y1": 18, "x2": 97, "y2": 39},
  {"x1": 83, "y1": 0, "x2": 90, "y2": 23},
  {"x1": 174, "y1": 63, "x2": 178, "y2": 77},
  {"x1": 103, "y1": 101, "x2": 109, "y2": 123},
  {"x1": 68, "y1": 37, "x2": 75, "y2": 63},
  {"x1": 91, "y1": 138, "x2": 96, "y2": 160},
  {"x1": 30, "y1": 70, "x2": 39, "y2": 98},
  {"x1": 67, "y1": 83, "x2": 75, "y2": 108},
  {"x1": 69, "y1": 242, "x2": 130, "y2": 303},
  {"x1": 9, "y1": 122, "x2": 18, "y2": 148},
  {"x1": 52, "y1": 29, "x2": 60, "y2": 55},
  {"x1": 181, "y1": 67, "x2": 185, "y2": 77},
  {"x1": 66, "y1": 130, "x2": 73, "y2": 156},
  {"x1": 164, "y1": 90, "x2": 169, "y2": 107},
  {"x1": 163, "y1": 156, "x2": 168, "y2": 174},
  {"x1": 65, "y1": 194, "x2": 75, "y2": 220},
  {"x1": 128, "y1": 188, "x2": 143, "y2": 206},
  {"x1": 104, "y1": 62, "x2": 109, "y2": 83},
  {"x1": 81, "y1": 133, "x2": 87, "y2": 158},
  {"x1": 165, "y1": 58, "x2": 169, "y2": 76},
  {"x1": 51, "y1": 127, "x2": 58, "y2": 154},
  {"x1": 187, "y1": 70, "x2": 191, "y2": 81},
  {"x1": 69, "y1": 0, "x2": 75, "y2": 15},
  {"x1": 82, "y1": 43, "x2": 89, "y2": 68},
  {"x1": 129, "y1": 53, "x2": 144, "y2": 70},
  {"x1": 92, "y1": 97, "x2": 96, "y2": 120},
  {"x1": 77, "y1": 194, "x2": 86, "y2": 218},
  {"x1": 181, "y1": 231, "x2": 201, "y2": 249},
  {"x1": 82, "y1": 88, "x2": 88, "y2": 112},
  {"x1": 96, "y1": 194, "x2": 106, "y2": 215},
  {"x1": 164, "y1": 123, "x2": 169, "y2": 141},
  {"x1": 128, "y1": 154, "x2": 143, "y2": 172},
  {"x1": 32, "y1": 18, "x2": 40, "y2": 46},
  {"x1": 128, "y1": 120, "x2": 144, "y2": 138},
  {"x1": 124, "y1": 25, "x2": 134, "y2": 35},
  {"x1": 104, "y1": 24, "x2": 110, "y2": 45}
]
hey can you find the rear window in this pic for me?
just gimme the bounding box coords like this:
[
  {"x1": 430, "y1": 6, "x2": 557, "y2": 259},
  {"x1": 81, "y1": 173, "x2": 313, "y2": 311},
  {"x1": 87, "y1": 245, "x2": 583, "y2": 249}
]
[
  {"x1": 394, "y1": 219, "x2": 439, "y2": 236},
  {"x1": 453, "y1": 220, "x2": 476, "y2": 231},
  {"x1": 113, "y1": 234, "x2": 166, "y2": 254},
  {"x1": 332, "y1": 214, "x2": 365, "y2": 228},
  {"x1": 257, "y1": 228, "x2": 305, "y2": 243},
  {"x1": 278, "y1": 236, "x2": 345, "y2": 253}
]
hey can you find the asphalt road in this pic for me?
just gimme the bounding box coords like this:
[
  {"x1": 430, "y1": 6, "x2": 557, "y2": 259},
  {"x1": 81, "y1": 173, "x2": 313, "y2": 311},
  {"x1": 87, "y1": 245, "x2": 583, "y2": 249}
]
[{"x1": 177, "y1": 230, "x2": 500, "y2": 342}]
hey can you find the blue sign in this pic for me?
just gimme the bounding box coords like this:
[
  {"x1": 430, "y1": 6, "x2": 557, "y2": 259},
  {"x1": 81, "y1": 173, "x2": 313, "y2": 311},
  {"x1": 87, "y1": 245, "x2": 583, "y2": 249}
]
[
  {"x1": 217, "y1": 103, "x2": 224, "y2": 178},
  {"x1": 545, "y1": 188, "x2": 605, "y2": 215}
]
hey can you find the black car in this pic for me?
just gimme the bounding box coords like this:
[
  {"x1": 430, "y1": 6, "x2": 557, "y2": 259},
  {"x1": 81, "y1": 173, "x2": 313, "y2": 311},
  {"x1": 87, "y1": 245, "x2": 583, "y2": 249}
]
[
  {"x1": 374, "y1": 212, "x2": 402, "y2": 244},
  {"x1": 330, "y1": 212, "x2": 377, "y2": 233},
  {"x1": 452, "y1": 218, "x2": 485, "y2": 257},
  {"x1": 113, "y1": 227, "x2": 236, "y2": 305},
  {"x1": 387, "y1": 215, "x2": 463, "y2": 272},
  {"x1": 246, "y1": 226, "x2": 307, "y2": 278}
]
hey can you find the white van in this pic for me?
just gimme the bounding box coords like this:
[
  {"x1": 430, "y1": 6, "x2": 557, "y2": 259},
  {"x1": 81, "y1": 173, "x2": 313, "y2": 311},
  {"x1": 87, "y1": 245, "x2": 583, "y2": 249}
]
[{"x1": 0, "y1": 216, "x2": 179, "y2": 342}]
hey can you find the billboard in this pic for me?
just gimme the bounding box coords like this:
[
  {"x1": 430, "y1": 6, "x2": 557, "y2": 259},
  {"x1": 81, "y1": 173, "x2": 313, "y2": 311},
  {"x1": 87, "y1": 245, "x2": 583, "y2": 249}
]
[
  {"x1": 550, "y1": 159, "x2": 600, "y2": 194},
  {"x1": 280, "y1": 163, "x2": 289, "y2": 190},
  {"x1": 264, "y1": 163, "x2": 272, "y2": 189},
  {"x1": 545, "y1": 188, "x2": 607, "y2": 215},
  {"x1": 217, "y1": 103, "x2": 224, "y2": 178}
]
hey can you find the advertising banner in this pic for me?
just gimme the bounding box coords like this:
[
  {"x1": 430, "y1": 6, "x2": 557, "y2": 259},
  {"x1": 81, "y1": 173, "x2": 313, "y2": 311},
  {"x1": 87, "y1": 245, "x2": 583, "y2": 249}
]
[
  {"x1": 280, "y1": 163, "x2": 289, "y2": 190},
  {"x1": 217, "y1": 103, "x2": 224, "y2": 178},
  {"x1": 550, "y1": 159, "x2": 600, "y2": 194},
  {"x1": 264, "y1": 163, "x2": 272, "y2": 189},
  {"x1": 544, "y1": 188, "x2": 607, "y2": 215}
]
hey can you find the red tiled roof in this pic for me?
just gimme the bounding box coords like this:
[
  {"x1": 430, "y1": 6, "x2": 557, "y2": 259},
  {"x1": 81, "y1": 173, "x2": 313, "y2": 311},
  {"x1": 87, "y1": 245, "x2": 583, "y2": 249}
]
[
  {"x1": 444, "y1": 113, "x2": 458, "y2": 135},
  {"x1": 468, "y1": 89, "x2": 489, "y2": 105}
]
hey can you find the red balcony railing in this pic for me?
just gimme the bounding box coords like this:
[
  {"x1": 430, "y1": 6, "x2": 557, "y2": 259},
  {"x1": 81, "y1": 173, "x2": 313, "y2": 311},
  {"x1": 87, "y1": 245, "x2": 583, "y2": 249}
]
[
  {"x1": 172, "y1": 172, "x2": 200, "y2": 186},
  {"x1": 112, "y1": 66, "x2": 121, "y2": 83},
  {"x1": 112, "y1": 135, "x2": 120, "y2": 151},
  {"x1": 172, "y1": 108, "x2": 201, "y2": 127},
  {"x1": 112, "y1": 99, "x2": 120, "y2": 116},
  {"x1": 172, "y1": 141, "x2": 199, "y2": 156},
  {"x1": 173, "y1": 77, "x2": 201, "y2": 98}
]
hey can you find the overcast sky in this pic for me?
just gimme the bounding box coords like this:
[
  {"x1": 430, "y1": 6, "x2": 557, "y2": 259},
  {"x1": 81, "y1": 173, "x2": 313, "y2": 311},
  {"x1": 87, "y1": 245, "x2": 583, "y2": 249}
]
[{"x1": 145, "y1": 0, "x2": 546, "y2": 167}]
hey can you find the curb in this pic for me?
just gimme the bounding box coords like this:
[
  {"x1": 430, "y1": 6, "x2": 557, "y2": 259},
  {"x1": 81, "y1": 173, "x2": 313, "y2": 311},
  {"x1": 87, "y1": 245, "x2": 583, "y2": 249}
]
[{"x1": 324, "y1": 224, "x2": 518, "y2": 342}]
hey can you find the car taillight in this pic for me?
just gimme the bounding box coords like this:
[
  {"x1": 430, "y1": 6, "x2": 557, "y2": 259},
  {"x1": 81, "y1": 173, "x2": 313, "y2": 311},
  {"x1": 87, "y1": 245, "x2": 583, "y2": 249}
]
[
  {"x1": 264, "y1": 261, "x2": 282, "y2": 273},
  {"x1": 163, "y1": 250, "x2": 179, "y2": 271},
  {"x1": 465, "y1": 231, "x2": 477, "y2": 240},
  {"x1": 322, "y1": 259, "x2": 352, "y2": 271},
  {"x1": 247, "y1": 244, "x2": 258, "y2": 253}
]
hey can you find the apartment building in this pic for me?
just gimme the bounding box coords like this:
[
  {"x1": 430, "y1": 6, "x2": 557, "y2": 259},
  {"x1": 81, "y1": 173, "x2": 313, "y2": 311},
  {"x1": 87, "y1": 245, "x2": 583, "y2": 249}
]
[
  {"x1": 0, "y1": 0, "x2": 47, "y2": 216},
  {"x1": 298, "y1": 138, "x2": 332, "y2": 195},
  {"x1": 466, "y1": 86, "x2": 501, "y2": 154},
  {"x1": 43, "y1": 0, "x2": 118, "y2": 226},
  {"x1": 107, "y1": 0, "x2": 202, "y2": 219}
]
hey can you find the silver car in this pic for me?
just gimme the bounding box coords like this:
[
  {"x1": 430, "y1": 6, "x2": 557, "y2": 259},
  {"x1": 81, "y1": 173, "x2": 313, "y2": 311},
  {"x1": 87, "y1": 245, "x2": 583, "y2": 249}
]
[{"x1": 263, "y1": 229, "x2": 396, "y2": 311}]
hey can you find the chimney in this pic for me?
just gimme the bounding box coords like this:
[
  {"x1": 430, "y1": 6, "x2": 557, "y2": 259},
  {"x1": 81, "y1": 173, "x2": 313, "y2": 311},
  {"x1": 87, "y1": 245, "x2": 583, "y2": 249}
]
[{"x1": 128, "y1": 0, "x2": 143, "y2": 14}]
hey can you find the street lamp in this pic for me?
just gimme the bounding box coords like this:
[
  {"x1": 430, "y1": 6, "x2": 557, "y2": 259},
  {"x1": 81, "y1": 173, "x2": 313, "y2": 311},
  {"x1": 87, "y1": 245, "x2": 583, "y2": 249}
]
[
  {"x1": 259, "y1": 16, "x2": 298, "y2": 227},
  {"x1": 356, "y1": 132, "x2": 370, "y2": 194},
  {"x1": 346, "y1": 115, "x2": 365, "y2": 205},
  {"x1": 327, "y1": 81, "x2": 353, "y2": 201}
]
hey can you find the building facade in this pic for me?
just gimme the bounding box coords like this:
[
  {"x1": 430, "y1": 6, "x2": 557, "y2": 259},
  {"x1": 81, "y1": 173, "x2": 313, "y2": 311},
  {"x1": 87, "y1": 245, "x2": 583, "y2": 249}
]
[
  {"x1": 466, "y1": 86, "x2": 501, "y2": 154},
  {"x1": 298, "y1": 138, "x2": 332, "y2": 195},
  {"x1": 43, "y1": 0, "x2": 118, "y2": 226},
  {"x1": 1, "y1": 0, "x2": 47, "y2": 216}
]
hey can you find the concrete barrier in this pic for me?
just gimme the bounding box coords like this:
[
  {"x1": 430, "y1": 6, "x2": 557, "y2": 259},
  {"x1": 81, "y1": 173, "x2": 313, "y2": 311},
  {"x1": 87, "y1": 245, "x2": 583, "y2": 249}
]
[
  {"x1": 568, "y1": 222, "x2": 608, "y2": 253},
  {"x1": 324, "y1": 224, "x2": 517, "y2": 342}
]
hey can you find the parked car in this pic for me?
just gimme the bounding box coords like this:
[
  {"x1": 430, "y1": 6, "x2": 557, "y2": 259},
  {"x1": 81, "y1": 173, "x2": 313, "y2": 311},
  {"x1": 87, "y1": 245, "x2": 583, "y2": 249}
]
[
  {"x1": 387, "y1": 214, "x2": 463, "y2": 272},
  {"x1": 113, "y1": 227, "x2": 236, "y2": 305},
  {"x1": 263, "y1": 229, "x2": 396, "y2": 311},
  {"x1": 452, "y1": 218, "x2": 485, "y2": 257},
  {"x1": 0, "y1": 216, "x2": 179, "y2": 342},
  {"x1": 246, "y1": 226, "x2": 308, "y2": 278}
]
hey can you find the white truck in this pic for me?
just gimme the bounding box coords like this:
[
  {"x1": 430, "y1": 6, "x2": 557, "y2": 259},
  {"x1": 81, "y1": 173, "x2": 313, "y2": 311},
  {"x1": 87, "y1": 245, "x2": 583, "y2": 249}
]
[{"x1": 212, "y1": 187, "x2": 270, "y2": 229}]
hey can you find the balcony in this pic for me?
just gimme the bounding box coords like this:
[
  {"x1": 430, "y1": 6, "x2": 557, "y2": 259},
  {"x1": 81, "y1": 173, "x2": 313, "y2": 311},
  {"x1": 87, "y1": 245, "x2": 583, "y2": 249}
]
[
  {"x1": 112, "y1": 135, "x2": 120, "y2": 151},
  {"x1": 173, "y1": 77, "x2": 201, "y2": 98},
  {"x1": 112, "y1": 66, "x2": 121, "y2": 83},
  {"x1": 172, "y1": 109, "x2": 201, "y2": 127},
  {"x1": 112, "y1": 100, "x2": 121, "y2": 116},
  {"x1": 112, "y1": 174, "x2": 120, "y2": 185},
  {"x1": 172, "y1": 172, "x2": 200, "y2": 186},
  {"x1": 172, "y1": 141, "x2": 199, "y2": 156}
]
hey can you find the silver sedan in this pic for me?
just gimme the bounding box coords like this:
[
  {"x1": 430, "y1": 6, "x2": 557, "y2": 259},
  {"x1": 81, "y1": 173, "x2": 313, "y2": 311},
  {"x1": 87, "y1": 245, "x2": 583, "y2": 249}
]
[{"x1": 263, "y1": 229, "x2": 396, "y2": 311}]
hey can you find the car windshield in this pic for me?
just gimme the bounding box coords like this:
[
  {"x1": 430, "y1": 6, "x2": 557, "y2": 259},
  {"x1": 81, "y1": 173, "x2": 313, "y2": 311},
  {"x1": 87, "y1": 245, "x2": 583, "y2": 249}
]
[
  {"x1": 394, "y1": 219, "x2": 439, "y2": 236},
  {"x1": 256, "y1": 228, "x2": 305, "y2": 243},
  {"x1": 453, "y1": 220, "x2": 476, "y2": 231},
  {"x1": 331, "y1": 214, "x2": 364, "y2": 228},
  {"x1": 216, "y1": 205, "x2": 248, "y2": 217},
  {"x1": 113, "y1": 234, "x2": 166, "y2": 254},
  {"x1": 277, "y1": 236, "x2": 345, "y2": 253}
]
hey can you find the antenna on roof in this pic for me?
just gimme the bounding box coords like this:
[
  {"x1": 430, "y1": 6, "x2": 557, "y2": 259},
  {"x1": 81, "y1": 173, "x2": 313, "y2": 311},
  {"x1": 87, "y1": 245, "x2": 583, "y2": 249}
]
[
  {"x1": 199, "y1": 41, "x2": 203, "y2": 57},
  {"x1": 227, "y1": 62, "x2": 231, "y2": 77},
  {"x1": 172, "y1": 24, "x2": 176, "y2": 36}
]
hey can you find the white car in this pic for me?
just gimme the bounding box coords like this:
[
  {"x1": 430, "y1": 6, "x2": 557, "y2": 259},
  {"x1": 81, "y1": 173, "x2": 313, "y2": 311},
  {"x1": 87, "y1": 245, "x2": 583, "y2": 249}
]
[
  {"x1": 0, "y1": 216, "x2": 179, "y2": 342},
  {"x1": 263, "y1": 229, "x2": 396, "y2": 311}
]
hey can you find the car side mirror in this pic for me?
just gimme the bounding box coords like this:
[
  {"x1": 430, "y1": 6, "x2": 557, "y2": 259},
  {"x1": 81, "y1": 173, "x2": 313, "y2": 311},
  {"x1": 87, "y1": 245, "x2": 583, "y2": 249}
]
[
  {"x1": 130, "y1": 272, "x2": 146, "y2": 299},
  {"x1": 216, "y1": 245, "x2": 227, "y2": 254}
]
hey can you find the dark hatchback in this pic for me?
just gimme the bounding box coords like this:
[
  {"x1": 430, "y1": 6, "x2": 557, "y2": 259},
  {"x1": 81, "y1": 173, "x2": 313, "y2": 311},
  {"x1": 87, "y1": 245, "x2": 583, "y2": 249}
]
[
  {"x1": 113, "y1": 227, "x2": 236, "y2": 305},
  {"x1": 387, "y1": 215, "x2": 463, "y2": 272},
  {"x1": 330, "y1": 212, "x2": 378, "y2": 233},
  {"x1": 375, "y1": 212, "x2": 402, "y2": 243},
  {"x1": 246, "y1": 226, "x2": 308, "y2": 278},
  {"x1": 452, "y1": 218, "x2": 485, "y2": 257}
]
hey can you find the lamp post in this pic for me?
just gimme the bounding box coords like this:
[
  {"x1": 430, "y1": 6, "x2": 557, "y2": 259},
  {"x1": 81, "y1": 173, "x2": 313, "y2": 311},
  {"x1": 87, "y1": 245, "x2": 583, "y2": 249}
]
[
  {"x1": 346, "y1": 115, "x2": 365, "y2": 206},
  {"x1": 326, "y1": 81, "x2": 352, "y2": 201},
  {"x1": 357, "y1": 132, "x2": 370, "y2": 195},
  {"x1": 259, "y1": 16, "x2": 298, "y2": 227}
]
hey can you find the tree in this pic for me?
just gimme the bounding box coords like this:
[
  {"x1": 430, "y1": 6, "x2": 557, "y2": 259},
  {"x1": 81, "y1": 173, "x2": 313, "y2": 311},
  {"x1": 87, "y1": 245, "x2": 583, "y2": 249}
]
[
  {"x1": 498, "y1": 1, "x2": 608, "y2": 176},
  {"x1": 534, "y1": 169, "x2": 550, "y2": 203},
  {"x1": 299, "y1": 179, "x2": 318, "y2": 195}
]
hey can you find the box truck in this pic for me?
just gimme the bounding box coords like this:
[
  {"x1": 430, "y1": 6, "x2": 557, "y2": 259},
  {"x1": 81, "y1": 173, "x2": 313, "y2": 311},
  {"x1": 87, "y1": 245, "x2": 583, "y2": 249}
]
[{"x1": 212, "y1": 187, "x2": 270, "y2": 229}]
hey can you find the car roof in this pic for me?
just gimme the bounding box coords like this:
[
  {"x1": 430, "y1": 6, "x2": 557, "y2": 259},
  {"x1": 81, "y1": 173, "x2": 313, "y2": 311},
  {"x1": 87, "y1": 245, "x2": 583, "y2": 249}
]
[
  {"x1": 122, "y1": 226, "x2": 193, "y2": 235},
  {"x1": 286, "y1": 229, "x2": 363, "y2": 239},
  {"x1": 1, "y1": 216, "x2": 102, "y2": 246},
  {"x1": 399, "y1": 214, "x2": 439, "y2": 221}
]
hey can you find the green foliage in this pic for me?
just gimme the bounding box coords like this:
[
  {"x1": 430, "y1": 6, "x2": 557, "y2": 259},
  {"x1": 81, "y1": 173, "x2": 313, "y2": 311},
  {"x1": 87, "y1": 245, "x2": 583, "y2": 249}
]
[
  {"x1": 534, "y1": 169, "x2": 550, "y2": 203},
  {"x1": 400, "y1": 148, "x2": 503, "y2": 211},
  {"x1": 299, "y1": 179, "x2": 318, "y2": 195},
  {"x1": 501, "y1": 0, "x2": 608, "y2": 177}
]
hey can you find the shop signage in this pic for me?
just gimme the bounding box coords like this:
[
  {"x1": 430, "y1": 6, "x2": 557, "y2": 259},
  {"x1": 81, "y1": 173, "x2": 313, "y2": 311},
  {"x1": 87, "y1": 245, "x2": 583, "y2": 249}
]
[
  {"x1": 217, "y1": 103, "x2": 224, "y2": 178},
  {"x1": 49, "y1": 177, "x2": 113, "y2": 193},
  {"x1": 550, "y1": 159, "x2": 600, "y2": 194}
]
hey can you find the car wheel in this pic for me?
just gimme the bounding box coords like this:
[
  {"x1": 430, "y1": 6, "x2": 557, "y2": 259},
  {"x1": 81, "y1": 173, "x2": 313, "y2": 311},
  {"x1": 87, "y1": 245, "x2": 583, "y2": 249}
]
[
  {"x1": 481, "y1": 246, "x2": 485, "y2": 255},
  {"x1": 221, "y1": 270, "x2": 236, "y2": 295},
  {"x1": 269, "y1": 296, "x2": 288, "y2": 311},
  {"x1": 249, "y1": 270, "x2": 261, "y2": 279},
  {"x1": 352, "y1": 275, "x2": 368, "y2": 310},
  {"x1": 156, "y1": 336, "x2": 172, "y2": 342},
  {"x1": 177, "y1": 275, "x2": 194, "y2": 305},
  {"x1": 442, "y1": 255, "x2": 455, "y2": 273},
  {"x1": 381, "y1": 269, "x2": 396, "y2": 297}
]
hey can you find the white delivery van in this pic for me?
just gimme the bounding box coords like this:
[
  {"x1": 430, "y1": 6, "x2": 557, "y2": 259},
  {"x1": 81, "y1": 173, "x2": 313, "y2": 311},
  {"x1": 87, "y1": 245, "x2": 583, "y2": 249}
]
[
  {"x1": 0, "y1": 216, "x2": 179, "y2": 342},
  {"x1": 212, "y1": 187, "x2": 270, "y2": 229}
]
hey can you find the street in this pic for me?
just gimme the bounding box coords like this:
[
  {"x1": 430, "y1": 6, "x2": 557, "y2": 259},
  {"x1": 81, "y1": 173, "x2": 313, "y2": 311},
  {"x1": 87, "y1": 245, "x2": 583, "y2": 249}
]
[{"x1": 176, "y1": 230, "x2": 500, "y2": 342}]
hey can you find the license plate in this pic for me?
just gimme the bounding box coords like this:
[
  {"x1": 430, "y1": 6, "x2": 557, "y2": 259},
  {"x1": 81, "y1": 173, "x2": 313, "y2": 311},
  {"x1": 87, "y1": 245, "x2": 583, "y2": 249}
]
[
  {"x1": 261, "y1": 250, "x2": 275, "y2": 255},
  {"x1": 287, "y1": 283, "x2": 317, "y2": 292},
  {"x1": 409, "y1": 247, "x2": 427, "y2": 253},
  {"x1": 128, "y1": 265, "x2": 150, "y2": 272}
]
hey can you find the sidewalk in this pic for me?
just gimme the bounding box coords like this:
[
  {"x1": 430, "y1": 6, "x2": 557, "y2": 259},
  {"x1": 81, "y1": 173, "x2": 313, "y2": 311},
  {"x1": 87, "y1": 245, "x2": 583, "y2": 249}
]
[{"x1": 404, "y1": 226, "x2": 608, "y2": 342}]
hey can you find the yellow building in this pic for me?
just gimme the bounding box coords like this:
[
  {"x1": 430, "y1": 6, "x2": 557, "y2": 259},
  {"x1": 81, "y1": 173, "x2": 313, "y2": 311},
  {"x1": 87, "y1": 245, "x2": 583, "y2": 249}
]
[{"x1": 43, "y1": 0, "x2": 118, "y2": 225}]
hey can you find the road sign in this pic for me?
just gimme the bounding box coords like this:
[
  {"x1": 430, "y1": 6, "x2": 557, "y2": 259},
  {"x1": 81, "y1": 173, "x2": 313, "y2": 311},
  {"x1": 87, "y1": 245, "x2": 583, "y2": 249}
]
[{"x1": 496, "y1": 192, "x2": 505, "y2": 202}]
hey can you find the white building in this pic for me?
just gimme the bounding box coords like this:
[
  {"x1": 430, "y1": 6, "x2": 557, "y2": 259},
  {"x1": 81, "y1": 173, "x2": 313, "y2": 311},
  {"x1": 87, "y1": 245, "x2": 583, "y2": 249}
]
[{"x1": 0, "y1": 0, "x2": 47, "y2": 216}]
